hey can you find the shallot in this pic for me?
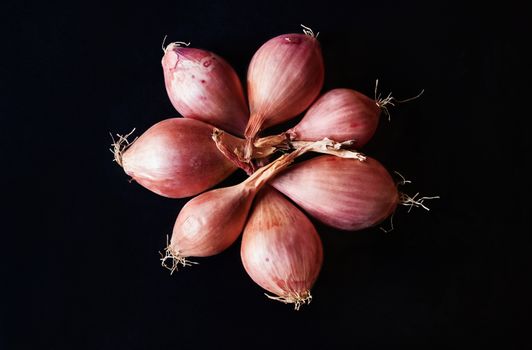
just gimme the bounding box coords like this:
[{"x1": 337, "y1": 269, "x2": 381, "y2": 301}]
[
  {"x1": 162, "y1": 43, "x2": 249, "y2": 136},
  {"x1": 241, "y1": 186, "x2": 323, "y2": 310},
  {"x1": 271, "y1": 155, "x2": 399, "y2": 231},
  {"x1": 111, "y1": 118, "x2": 236, "y2": 198},
  {"x1": 244, "y1": 26, "x2": 324, "y2": 157},
  {"x1": 287, "y1": 88, "x2": 381, "y2": 147}
]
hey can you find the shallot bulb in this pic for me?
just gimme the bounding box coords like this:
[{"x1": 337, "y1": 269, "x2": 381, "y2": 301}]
[
  {"x1": 161, "y1": 147, "x2": 315, "y2": 272},
  {"x1": 245, "y1": 29, "x2": 324, "y2": 145},
  {"x1": 287, "y1": 88, "x2": 381, "y2": 147},
  {"x1": 271, "y1": 155, "x2": 398, "y2": 231},
  {"x1": 162, "y1": 44, "x2": 249, "y2": 136},
  {"x1": 111, "y1": 118, "x2": 236, "y2": 198},
  {"x1": 241, "y1": 186, "x2": 323, "y2": 310},
  {"x1": 163, "y1": 184, "x2": 256, "y2": 264},
  {"x1": 241, "y1": 85, "x2": 424, "y2": 154}
]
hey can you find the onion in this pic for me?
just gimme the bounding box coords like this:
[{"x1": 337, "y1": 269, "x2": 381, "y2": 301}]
[
  {"x1": 241, "y1": 186, "x2": 323, "y2": 310},
  {"x1": 271, "y1": 155, "x2": 399, "y2": 231},
  {"x1": 160, "y1": 146, "x2": 317, "y2": 272},
  {"x1": 163, "y1": 184, "x2": 254, "y2": 263},
  {"x1": 162, "y1": 43, "x2": 249, "y2": 136},
  {"x1": 111, "y1": 118, "x2": 236, "y2": 198},
  {"x1": 244, "y1": 28, "x2": 324, "y2": 155},
  {"x1": 287, "y1": 88, "x2": 381, "y2": 147}
]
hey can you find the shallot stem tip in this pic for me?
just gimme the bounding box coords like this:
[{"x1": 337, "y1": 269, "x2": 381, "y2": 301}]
[
  {"x1": 161, "y1": 35, "x2": 191, "y2": 53},
  {"x1": 300, "y1": 24, "x2": 319, "y2": 38}
]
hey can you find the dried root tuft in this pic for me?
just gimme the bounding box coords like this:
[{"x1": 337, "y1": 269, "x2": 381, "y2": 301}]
[
  {"x1": 391, "y1": 171, "x2": 439, "y2": 224},
  {"x1": 399, "y1": 192, "x2": 440, "y2": 212},
  {"x1": 159, "y1": 236, "x2": 197, "y2": 274},
  {"x1": 301, "y1": 24, "x2": 319, "y2": 38},
  {"x1": 109, "y1": 128, "x2": 137, "y2": 167},
  {"x1": 374, "y1": 79, "x2": 425, "y2": 121},
  {"x1": 265, "y1": 290, "x2": 313, "y2": 311},
  {"x1": 162, "y1": 35, "x2": 191, "y2": 53}
]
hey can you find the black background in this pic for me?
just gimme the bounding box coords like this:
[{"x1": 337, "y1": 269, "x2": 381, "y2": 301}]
[{"x1": 2, "y1": 0, "x2": 530, "y2": 348}]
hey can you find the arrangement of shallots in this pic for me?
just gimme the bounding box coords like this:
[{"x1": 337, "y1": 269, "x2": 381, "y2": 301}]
[{"x1": 111, "y1": 25, "x2": 437, "y2": 310}]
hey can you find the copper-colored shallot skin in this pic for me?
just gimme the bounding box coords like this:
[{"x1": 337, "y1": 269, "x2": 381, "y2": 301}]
[
  {"x1": 246, "y1": 33, "x2": 324, "y2": 137},
  {"x1": 271, "y1": 156, "x2": 398, "y2": 231},
  {"x1": 241, "y1": 187, "x2": 323, "y2": 299},
  {"x1": 122, "y1": 118, "x2": 236, "y2": 199},
  {"x1": 170, "y1": 185, "x2": 255, "y2": 257},
  {"x1": 162, "y1": 45, "x2": 249, "y2": 136},
  {"x1": 289, "y1": 88, "x2": 381, "y2": 147}
]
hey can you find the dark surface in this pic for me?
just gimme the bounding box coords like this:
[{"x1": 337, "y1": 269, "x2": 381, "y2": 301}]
[{"x1": 2, "y1": 1, "x2": 530, "y2": 348}]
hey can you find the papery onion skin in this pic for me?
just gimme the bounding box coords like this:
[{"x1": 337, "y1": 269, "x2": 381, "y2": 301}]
[
  {"x1": 246, "y1": 33, "x2": 324, "y2": 138},
  {"x1": 288, "y1": 88, "x2": 381, "y2": 147},
  {"x1": 241, "y1": 186, "x2": 323, "y2": 300},
  {"x1": 122, "y1": 118, "x2": 236, "y2": 198},
  {"x1": 271, "y1": 155, "x2": 398, "y2": 231},
  {"x1": 162, "y1": 44, "x2": 249, "y2": 136},
  {"x1": 170, "y1": 185, "x2": 255, "y2": 257}
]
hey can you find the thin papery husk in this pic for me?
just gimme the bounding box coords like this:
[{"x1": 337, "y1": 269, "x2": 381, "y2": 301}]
[
  {"x1": 241, "y1": 186, "x2": 323, "y2": 310},
  {"x1": 118, "y1": 118, "x2": 236, "y2": 198},
  {"x1": 245, "y1": 32, "x2": 324, "y2": 143},
  {"x1": 288, "y1": 88, "x2": 381, "y2": 147},
  {"x1": 212, "y1": 128, "x2": 366, "y2": 174},
  {"x1": 162, "y1": 44, "x2": 249, "y2": 136},
  {"x1": 271, "y1": 155, "x2": 399, "y2": 231}
]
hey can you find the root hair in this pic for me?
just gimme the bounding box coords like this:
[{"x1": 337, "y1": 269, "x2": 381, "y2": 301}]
[
  {"x1": 162, "y1": 35, "x2": 191, "y2": 53},
  {"x1": 399, "y1": 192, "x2": 440, "y2": 213},
  {"x1": 109, "y1": 128, "x2": 137, "y2": 167},
  {"x1": 393, "y1": 170, "x2": 412, "y2": 186},
  {"x1": 159, "y1": 235, "x2": 197, "y2": 274},
  {"x1": 380, "y1": 213, "x2": 395, "y2": 233},
  {"x1": 393, "y1": 170, "x2": 440, "y2": 213},
  {"x1": 301, "y1": 24, "x2": 319, "y2": 38},
  {"x1": 161, "y1": 34, "x2": 168, "y2": 53},
  {"x1": 265, "y1": 290, "x2": 313, "y2": 311},
  {"x1": 374, "y1": 79, "x2": 425, "y2": 121}
]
